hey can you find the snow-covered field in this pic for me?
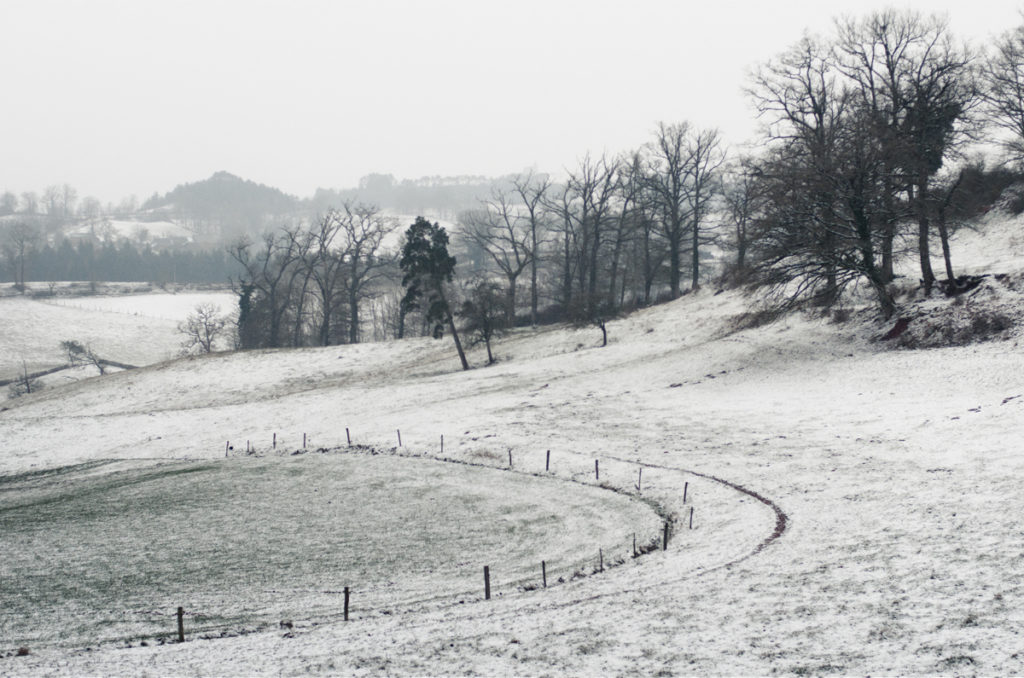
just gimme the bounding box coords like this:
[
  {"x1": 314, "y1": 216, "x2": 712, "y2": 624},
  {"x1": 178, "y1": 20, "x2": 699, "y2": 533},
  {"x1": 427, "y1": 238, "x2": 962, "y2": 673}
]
[
  {"x1": 2, "y1": 214, "x2": 1024, "y2": 675},
  {"x1": 0, "y1": 290, "x2": 234, "y2": 381}
]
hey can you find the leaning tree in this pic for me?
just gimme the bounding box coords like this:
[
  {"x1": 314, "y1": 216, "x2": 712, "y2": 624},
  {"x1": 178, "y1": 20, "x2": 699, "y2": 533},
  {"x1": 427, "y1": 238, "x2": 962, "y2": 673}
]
[{"x1": 399, "y1": 217, "x2": 469, "y2": 371}]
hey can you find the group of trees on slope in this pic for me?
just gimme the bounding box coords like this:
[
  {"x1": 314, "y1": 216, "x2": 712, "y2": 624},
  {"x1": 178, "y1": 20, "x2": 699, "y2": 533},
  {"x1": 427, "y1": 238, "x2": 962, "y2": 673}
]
[
  {"x1": 8, "y1": 9, "x2": 1024, "y2": 364},
  {"x1": 226, "y1": 10, "x2": 1024, "y2": 361},
  {"x1": 227, "y1": 119, "x2": 728, "y2": 352},
  {"x1": 741, "y1": 10, "x2": 1024, "y2": 318}
]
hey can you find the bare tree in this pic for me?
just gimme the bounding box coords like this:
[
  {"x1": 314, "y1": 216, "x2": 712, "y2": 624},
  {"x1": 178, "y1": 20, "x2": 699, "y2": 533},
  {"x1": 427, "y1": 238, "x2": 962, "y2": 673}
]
[
  {"x1": 303, "y1": 210, "x2": 349, "y2": 346},
  {"x1": 564, "y1": 153, "x2": 620, "y2": 314},
  {"x1": 459, "y1": 278, "x2": 508, "y2": 365},
  {"x1": 545, "y1": 182, "x2": 579, "y2": 310},
  {"x1": 8, "y1": 361, "x2": 42, "y2": 399},
  {"x1": 0, "y1": 192, "x2": 17, "y2": 215},
  {"x1": 605, "y1": 152, "x2": 643, "y2": 307},
  {"x1": 230, "y1": 230, "x2": 304, "y2": 349},
  {"x1": 2, "y1": 221, "x2": 40, "y2": 291},
  {"x1": 835, "y1": 10, "x2": 977, "y2": 295},
  {"x1": 178, "y1": 303, "x2": 229, "y2": 354},
  {"x1": 19, "y1": 191, "x2": 38, "y2": 215},
  {"x1": 459, "y1": 188, "x2": 533, "y2": 326},
  {"x1": 722, "y1": 157, "x2": 764, "y2": 279},
  {"x1": 750, "y1": 35, "x2": 851, "y2": 308},
  {"x1": 60, "y1": 184, "x2": 78, "y2": 219},
  {"x1": 510, "y1": 170, "x2": 552, "y2": 325},
  {"x1": 79, "y1": 196, "x2": 103, "y2": 220},
  {"x1": 42, "y1": 185, "x2": 62, "y2": 219},
  {"x1": 980, "y1": 20, "x2": 1024, "y2": 165},
  {"x1": 337, "y1": 203, "x2": 397, "y2": 344},
  {"x1": 641, "y1": 123, "x2": 718, "y2": 297},
  {"x1": 750, "y1": 33, "x2": 903, "y2": 318},
  {"x1": 684, "y1": 127, "x2": 727, "y2": 290}
]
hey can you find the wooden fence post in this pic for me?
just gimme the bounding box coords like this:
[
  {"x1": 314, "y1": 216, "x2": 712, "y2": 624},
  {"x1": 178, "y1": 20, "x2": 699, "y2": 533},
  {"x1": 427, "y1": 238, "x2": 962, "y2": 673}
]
[
  {"x1": 595, "y1": 459, "x2": 599, "y2": 481},
  {"x1": 177, "y1": 606, "x2": 184, "y2": 642},
  {"x1": 225, "y1": 441, "x2": 229, "y2": 457},
  {"x1": 344, "y1": 586, "x2": 350, "y2": 621},
  {"x1": 346, "y1": 428, "x2": 351, "y2": 446},
  {"x1": 273, "y1": 433, "x2": 277, "y2": 449},
  {"x1": 546, "y1": 450, "x2": 550, "y2": 471},
  {"x1": 542, "y1": 560, "x2": 547, "y2": 588},
  {"x1": 689, "y1": 506, "x2": 694, "y2": 529},
  {"x1": 440, "y1": 434, "x2": 444, "y2": 454},
  {"x1": 599, "y1": 548, "x2": 603, "y2": 572},
  {"x1": 683, "y1": 481, "x2": 689, "y2": 504},
  {"x1": 484, "y1": 566, "x2": 491, "y2": 600},
  {"x1": 663, "y1": 521, "x2": 669, "y2": 550},
  {"x1": 637, "y1": 467, "x2": 642, "y2": 493},
  {"x1": 397, "y1": 429, "x2": 402, "y2": 447},
  {"x1": 508, "y1": 449, "x2": 513, "y2": 468}
]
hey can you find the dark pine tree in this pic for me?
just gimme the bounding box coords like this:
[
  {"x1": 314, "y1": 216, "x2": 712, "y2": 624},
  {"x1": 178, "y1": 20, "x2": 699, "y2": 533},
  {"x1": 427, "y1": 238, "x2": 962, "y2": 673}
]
[{"x1": 399, "y1": 217, "x2": 469, "y2": 370}]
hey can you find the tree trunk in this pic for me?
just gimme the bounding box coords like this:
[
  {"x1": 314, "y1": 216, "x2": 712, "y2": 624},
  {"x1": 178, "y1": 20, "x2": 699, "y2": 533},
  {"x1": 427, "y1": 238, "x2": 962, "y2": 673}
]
[
  {"x1": 562, "y1": 230, "x2": 573, "y2": 308},
  {"x1": 447, "y1": 310, "x2": 469, "y2": 371},
  {"x1": 669, "y1": 234, "x2": 681, "y2": 299},
  {"x1": 437, "y1": 283, "x2": 469, "y2": 370},
  {"x1": 854, "y1": 204, "x2": 896, "y2": 319},
  {"x1": 643, "y1": 228, "x2": 654, "y2": 305},
  {"x1": 691, "y1": 183, "x2": 703, "y2": 291},
  {"x1": 914, "y1": 180, "x2": 936, "y2": 296},
  {"x1": 936, "y1": 171, "x2": 963, "y2": 284},
  {"x1": 319, "y1": 290, "x2": 332, "y2": 346},
  {"x1": 530, "y1": 225, "x2": 538, "y2": 326},
  {"x1": 691, "y1": 215, "x2": 701, "y2": 291},
  {"x1": 506, "y1": 274, "x2": 516, "y2": 327},
  {"x1": 349, "y1": 289, "x2": 360, "y2": 344},
  {"x1": 936, "y1": 210, "x2": 955, "y2": 283},
  {"x1": 880, "y1": 171, "x2": 896, "y2": 283}
]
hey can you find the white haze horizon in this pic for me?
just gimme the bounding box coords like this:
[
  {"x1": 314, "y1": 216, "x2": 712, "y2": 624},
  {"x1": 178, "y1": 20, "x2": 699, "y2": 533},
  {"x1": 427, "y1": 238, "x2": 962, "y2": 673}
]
[{"x1": 2, "y1": 0, "x2": 1020, "y2": 205}]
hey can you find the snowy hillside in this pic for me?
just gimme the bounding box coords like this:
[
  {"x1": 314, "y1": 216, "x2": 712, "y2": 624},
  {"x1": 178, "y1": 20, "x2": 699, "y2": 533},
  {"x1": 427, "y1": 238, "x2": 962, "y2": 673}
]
[
  {"x1": 0, "y1": 289, "x2": 234, "y2": 381},
  {"x1": 1, "y1": 210, "x2": 1023, "y2": 675},
  {"x1": 66, "y1": 218, "x2": 193, "y2": 243}
]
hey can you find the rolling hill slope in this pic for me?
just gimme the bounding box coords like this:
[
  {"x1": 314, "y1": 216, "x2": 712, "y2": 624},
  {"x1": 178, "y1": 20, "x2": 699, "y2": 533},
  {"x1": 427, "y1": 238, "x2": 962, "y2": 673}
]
[{"x1": 2, "y1": 210, "x2": 1024, "y2": 675}]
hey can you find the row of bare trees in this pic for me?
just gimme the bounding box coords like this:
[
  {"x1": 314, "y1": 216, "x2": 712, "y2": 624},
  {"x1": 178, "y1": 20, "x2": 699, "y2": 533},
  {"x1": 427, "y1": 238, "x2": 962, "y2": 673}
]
[
  {"x1": 458, "y1": 122, "x2": 726, "y2": 328},
  {"x1": 453, "y1": 10, "x2": 1024, "y2": 330},
  {"x1": 0, "y1": 184, "x2": 132, "y2": 222},
  {"x1": 227, "y1": 123, "x2": 728, "y2": 353},
  {"x1": 230, "y1": 203, "x2": 396, "y2": 349}
]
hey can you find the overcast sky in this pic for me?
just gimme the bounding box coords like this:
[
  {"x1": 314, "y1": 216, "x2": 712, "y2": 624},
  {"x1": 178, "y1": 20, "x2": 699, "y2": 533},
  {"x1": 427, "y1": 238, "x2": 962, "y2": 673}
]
[{"x1": 2, "y1": 0, "x2": 1020, "y2": 204}]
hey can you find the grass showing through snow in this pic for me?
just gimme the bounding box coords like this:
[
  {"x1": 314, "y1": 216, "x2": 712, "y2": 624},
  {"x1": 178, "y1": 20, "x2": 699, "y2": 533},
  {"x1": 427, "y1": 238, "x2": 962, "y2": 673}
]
[{"x1": 0, "y1": 452, "x2": 661, "y2": 649}]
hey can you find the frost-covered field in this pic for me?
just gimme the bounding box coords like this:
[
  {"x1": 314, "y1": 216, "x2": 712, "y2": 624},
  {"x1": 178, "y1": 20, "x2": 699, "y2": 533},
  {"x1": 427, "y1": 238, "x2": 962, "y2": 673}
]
[
  {"x1": 2, "y1": 215, "x2": 1024, "y2": 675},
  {"x1": 1, "y1": 453, "x2": 664, "y2": 650}
]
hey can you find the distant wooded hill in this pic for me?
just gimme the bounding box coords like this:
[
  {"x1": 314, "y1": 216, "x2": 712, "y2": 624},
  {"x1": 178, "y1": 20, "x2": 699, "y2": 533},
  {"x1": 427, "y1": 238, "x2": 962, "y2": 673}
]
[
  {"x1": 142, "y1": 172, "x2": 301, "y2": 240},
  {"x1": 139, "y1": 171, "x2": 505, "y2": 242}
]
